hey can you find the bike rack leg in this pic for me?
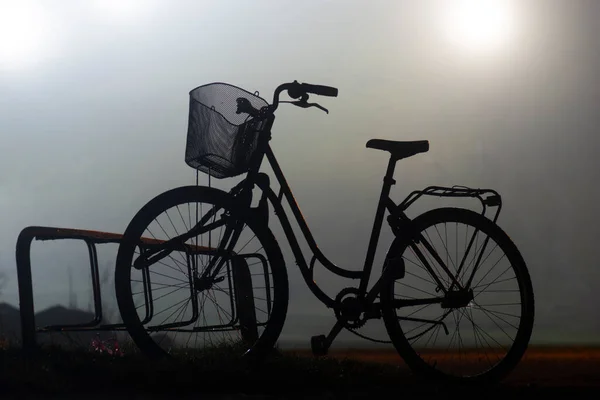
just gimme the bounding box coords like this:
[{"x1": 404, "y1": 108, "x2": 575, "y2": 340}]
[
  {"x1": 15, "y1": 228, "x2": 110, "y2": 351},
  {"x1": 15, "y1": 227, "x2": 38, "y2": 354},
  {"x1": 86, "y1": 239, "x2": 103, "y2": 326},
  {"x1": 43, "y1": 240, "x2": 105, "y2": 331}
]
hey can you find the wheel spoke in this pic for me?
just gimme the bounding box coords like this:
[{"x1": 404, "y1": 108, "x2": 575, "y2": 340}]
[
  {"x1": 383, "y1": 208, "x2": 533, "y2": 381},
  {"x1": 115, "y1": 187, "x2": 286, "y2": 360}
]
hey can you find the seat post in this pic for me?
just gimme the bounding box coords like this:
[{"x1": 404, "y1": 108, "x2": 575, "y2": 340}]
[
  {"x1": 382, "y1": 155, "x2": 398, "y2": 188},
  {"x1": 359, "y1": 155, "x2": 398, "y2": 294}
]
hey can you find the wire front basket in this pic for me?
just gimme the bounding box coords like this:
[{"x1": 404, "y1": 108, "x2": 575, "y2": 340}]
[{"x1": 185, "y1": 82, "x2": 270, "y2": 179}]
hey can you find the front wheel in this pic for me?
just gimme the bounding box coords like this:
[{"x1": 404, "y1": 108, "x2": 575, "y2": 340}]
[
  {"x1": 114, "y1": 185, "x2": 289, "y2": 363},
  {"x1": 380, "y1": 207, "x2": 534, "y2": 383}
]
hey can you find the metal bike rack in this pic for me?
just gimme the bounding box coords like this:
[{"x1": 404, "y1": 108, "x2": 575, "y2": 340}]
[
  {"x1": 15, "y1": 226, "x2": 136, "y2": 352},
  {"x1": 15, "y1": 225, "x2": 259, "y2": 353}
]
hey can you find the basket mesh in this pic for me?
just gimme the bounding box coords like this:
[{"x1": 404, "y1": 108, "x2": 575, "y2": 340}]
[{"x1": 185, "y1": 83, "x2": 269, "y2": 179}]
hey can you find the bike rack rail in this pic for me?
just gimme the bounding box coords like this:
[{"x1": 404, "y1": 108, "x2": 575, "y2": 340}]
[{"x1": 14, "y1": 226, "x2": 220, "y2": 352}]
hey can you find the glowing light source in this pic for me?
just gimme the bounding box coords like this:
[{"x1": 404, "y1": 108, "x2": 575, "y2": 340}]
[
  {"x1": 439, "y1": 0, "x2": 516, "y2": 54},
  {"x1": 0, "y1": 1, "x2": 53, "y2": 71}
]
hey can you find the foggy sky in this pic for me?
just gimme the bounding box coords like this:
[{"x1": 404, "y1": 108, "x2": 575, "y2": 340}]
[{"x1": 1, "y1": 0, "x2": 599, "y2": 345}]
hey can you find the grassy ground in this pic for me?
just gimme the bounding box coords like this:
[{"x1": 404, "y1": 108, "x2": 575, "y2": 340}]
[{"x1": 1, "y1": 345, "x2": 599, "y2": 398}]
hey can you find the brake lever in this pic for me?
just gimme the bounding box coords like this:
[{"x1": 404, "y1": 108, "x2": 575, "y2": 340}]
[{"x1": 290, "y1": 100, "x2": 329, "y2": 114}]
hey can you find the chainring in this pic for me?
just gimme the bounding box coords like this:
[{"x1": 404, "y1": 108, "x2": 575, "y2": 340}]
[
  {"x1": 333, "y1": 288, "x2": 368, "y2": 329},
  {"x1": 333, "y1": 288, "x2": 392, "y2": 344}
]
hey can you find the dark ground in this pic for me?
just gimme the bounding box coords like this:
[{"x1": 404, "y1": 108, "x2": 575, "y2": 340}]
[{"x1": 1, "y1": 345, "x2": 599, "y2": 399}]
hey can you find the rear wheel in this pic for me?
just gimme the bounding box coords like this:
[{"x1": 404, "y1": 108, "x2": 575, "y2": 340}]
[
  {"x1": 114, "y1": 185, "x2": 288, "y2": 362},
  {"x1": 381, "y1": 207, "x2": 534, "y2": 383}
]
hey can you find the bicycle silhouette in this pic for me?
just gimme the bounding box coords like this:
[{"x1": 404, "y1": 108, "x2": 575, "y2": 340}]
[{"x1": 114, "y1": 81, "x2": 534, "y2": 384}]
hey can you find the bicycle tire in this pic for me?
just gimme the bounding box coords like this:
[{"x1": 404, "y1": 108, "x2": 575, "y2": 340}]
[
  {"x1": 380, "y1": 207, "x2": 534, "y2": 383},
  {"x1": 114, "y1": 185, "x2": 289, "y2": 363}
]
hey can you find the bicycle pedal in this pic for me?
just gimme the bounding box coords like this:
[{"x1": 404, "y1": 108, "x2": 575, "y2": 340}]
[{"x1": 310, "y1": 335, "x2": 329, "y2": 356}]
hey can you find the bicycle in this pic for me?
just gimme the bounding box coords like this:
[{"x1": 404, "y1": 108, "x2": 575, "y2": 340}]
[{"x1": 114, "y1": 81, "x2": 535, "y2": 383}]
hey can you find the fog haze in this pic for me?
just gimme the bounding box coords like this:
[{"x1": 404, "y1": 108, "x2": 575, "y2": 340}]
[{"x1": 1, "y1": 0, "x2": 599, "y2": 346}]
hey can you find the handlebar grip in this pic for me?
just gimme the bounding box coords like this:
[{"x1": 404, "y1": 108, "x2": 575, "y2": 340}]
[{"x1": 300, "y1": 83, "x2": 338, "y2": 97}]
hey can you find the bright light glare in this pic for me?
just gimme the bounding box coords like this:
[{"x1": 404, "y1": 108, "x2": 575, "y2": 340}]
[
  {"x1": 0, "y1": 1, "x2": 52, "y2": 71},
  {"x1": 440, "y1": 0, "x2": 516, "y2": 54}
]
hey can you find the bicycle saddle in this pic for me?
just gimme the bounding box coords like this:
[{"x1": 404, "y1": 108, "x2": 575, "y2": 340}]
[{"x1": 366, "y1": 139, "x2": 429, "y2": 160}]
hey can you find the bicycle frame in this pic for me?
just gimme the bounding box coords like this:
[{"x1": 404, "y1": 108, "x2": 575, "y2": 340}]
[
  {"x1": 241, "y1": 140, "x2": 469, "y2": 310},
  {"x1": 135, "y1": 105, "x2": 501, "y2": 317}
]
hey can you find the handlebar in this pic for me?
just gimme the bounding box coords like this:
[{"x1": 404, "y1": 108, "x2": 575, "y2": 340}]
[
  {"x1": 236, "y1": 80, "x2": 338, "y2": 118},
  {"x1": 293, "y1": 83, "x2": 338, "y2": 98},
  {"x1": 272, "y1": 80, "x2": 337, "y2": 107}
]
